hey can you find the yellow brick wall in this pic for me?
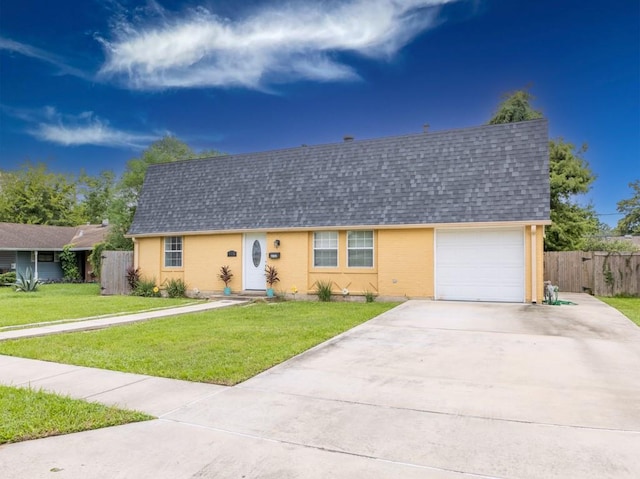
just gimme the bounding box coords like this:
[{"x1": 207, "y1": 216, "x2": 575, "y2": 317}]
[
  {"x1": 182, "y1": 234, "x2": 242, "y2": 292},
  {"x1": 265, "y1": 231, "x2": 309, "y2": 295},
  {"x1": 135, "y1": 224, "x2": 543, "y2": 302},
  {"x1": 377, "y1": 229, "x2": 434, "y2": 298}
]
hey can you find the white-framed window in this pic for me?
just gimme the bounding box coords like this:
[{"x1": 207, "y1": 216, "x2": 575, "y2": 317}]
[
  {"x1": 313, "y1": 231, "x2": 338, "y2": 267},
  {"x1": 164, "y1": 236, "x2": 183, "y2": 267},
  {"x1": 347, "y1": 231, "x2": 374, "y2": 267}
]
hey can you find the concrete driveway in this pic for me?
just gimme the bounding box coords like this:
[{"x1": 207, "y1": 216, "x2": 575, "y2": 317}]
[{"x1": 2, "y1": 294, "x2": 640, "y2": 478}]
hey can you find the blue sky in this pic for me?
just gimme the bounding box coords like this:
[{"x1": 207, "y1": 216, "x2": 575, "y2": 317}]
[{"x1": 1, "y1": 0, "x2": 638, "y2": 226}]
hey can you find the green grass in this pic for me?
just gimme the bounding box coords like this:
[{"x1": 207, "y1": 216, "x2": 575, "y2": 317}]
[
  {"x1": 599, "y1": 296, "x2": 640, "y2": 327},
  {"x1": 0, "y1": 385, "x2": 153, "y2": 444},
  {"x1": 0, "y1": 283, "x2": 197, "y2": 328},
  {"x1": 0, "y1": 302, "x2": 397, "y2": 385}
]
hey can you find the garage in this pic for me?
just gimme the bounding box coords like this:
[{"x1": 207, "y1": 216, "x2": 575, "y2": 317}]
[{"x1": 435, "y1": 227, "x2": 525, "y2": 302}]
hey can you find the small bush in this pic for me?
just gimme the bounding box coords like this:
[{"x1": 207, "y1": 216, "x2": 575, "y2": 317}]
[
  {"x1": 132, "y1": 277, "x2": 161, "y2": 297},
  {"x1": 218, "y1": 265, "x2": 233, "y2": 287},
  {"x1": 364, "y1": 290, "x2": 376, "y2": 303},
  {"x1": 0, "y1": 272, "x2": 16, "y2": 286},
  {"x1": 14, "y1": 268, "x2": 41, "y2": 293},
  {"x1": 126, "y1": 267, "x2": 141, "y2": 290},
  {"x1": 164, "y1": 278, "x2": 187, "y2": 298},
  {"x1": 315, "y1": 280, "x2": 333, "y2": 302}
]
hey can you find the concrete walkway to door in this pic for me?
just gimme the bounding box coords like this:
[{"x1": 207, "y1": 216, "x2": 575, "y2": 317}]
[{"x1": 1, "y1": 294, "x2": 639, "y2": 478}]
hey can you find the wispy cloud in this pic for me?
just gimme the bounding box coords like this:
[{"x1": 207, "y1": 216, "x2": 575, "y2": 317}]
[
  {"x1": 2, "y1": 105, "x2": 158, "y2": 148},
  {"x1": 0, "y1": 37, "x2": 90, "y2": 80},
  {"x1": 99, "y1": 0, "x2": 457, "y2": 90}
]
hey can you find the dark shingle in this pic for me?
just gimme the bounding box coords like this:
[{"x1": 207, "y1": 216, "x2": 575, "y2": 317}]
[{"x1": 129, "y1": 119, "x2": 549, "y2": 235}]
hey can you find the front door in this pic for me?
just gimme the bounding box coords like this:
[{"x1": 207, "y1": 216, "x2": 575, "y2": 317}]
[{"x1": 244, "y1": 233, "x2": 266, "y2": 290}]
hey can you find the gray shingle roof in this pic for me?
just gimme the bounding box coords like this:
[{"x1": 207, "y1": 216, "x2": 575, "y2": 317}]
[
  {"x1": 129, "y1": 119, "x2": 549, "y2": 235},
  {"x1": 0, "y1": 223, "x2": 110, "y2": 250}
]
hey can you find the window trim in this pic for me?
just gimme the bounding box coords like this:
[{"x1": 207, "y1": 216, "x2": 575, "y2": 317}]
[
  {"x1": 347, "y1": 230, "x2": 374, "y2": 268},
  {"x1": 313, "y1": 231, "x2": 339, "y2": 268},
  {"x1": 164, "y1": 236, "x2": 183, "y2": 268}
]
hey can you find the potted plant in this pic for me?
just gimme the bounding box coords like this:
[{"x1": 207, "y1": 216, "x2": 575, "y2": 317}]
[
  {"x1": 218, "y1": 265, "x2": 233, "y2": 295},
  {"x1": 265, "y1": 264, "x2": 280, "y2": 298}
]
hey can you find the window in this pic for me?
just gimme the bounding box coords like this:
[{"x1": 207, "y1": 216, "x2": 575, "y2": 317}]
[
  {"x1": 30, "y1": 251, "x2": 54, "y2": 262},
  {"x1": 347, "y1": 231, "x2": 374, "y2": 267},
  {"x1": 164, "y1": 236, "x2": 183, "y2": 267},
  {"x1": 313, "y1": 231, "x2": 338, "y2": 267}
]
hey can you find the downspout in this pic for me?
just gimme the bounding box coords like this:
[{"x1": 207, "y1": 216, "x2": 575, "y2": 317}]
[
  {"x1": 34, "y1": 250, "x2": 39, "y2": 280},
  {"x1": 530, "y1": 226, "x2": 537, "y2": 304}
]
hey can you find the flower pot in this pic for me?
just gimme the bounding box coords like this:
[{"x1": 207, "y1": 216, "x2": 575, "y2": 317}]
[
  {"x1": 266, "y1": 288, "x2": 274, "y2": 298},
  {"x1": 223, "y1": 286, "x2": 231, "y2": 296}
]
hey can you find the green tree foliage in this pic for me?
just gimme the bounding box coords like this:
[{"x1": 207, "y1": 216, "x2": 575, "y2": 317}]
[
  {"x1": 616, "y1": 180, "x2": 640, "y2": 235},
  {"x1": 0, "y1": 163, "x2": 84, "y2": 226},
  {"x1": 488, "y1": 90, "x2": 543, "y2": 124},
  {"x1": 488, "y1": 90, "x2": 597, "y2": 250},
  {"x1": 78, "y1": 170, "x2": 116, "y2": 224},
  {"x1": 545, "y1": 139, "x2": 598, "y2": 250}
]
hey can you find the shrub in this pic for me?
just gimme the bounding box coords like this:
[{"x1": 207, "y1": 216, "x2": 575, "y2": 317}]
[
  {"x1": 163, "y1": 278, "x2": 187, "y2": 298},
  {"x1": 59, "y1": 244, "x2": 81, "y2": 281},
  {"x1": 126, "y1": 267, "x2": 141, "y2": 290},
  {"x1": 364, "y1": 290, "x2": 376, "y2": 303},
  {"x1": 132, "y1": 277, "x2": 161, "y2": 297},
  {"x1": 14, "y1": 268, "x2": 41, "y2": 293},
  {"x1": 0, "y1": 271, "x2": 16, "y2": 286},
  {"x1": 89, "y1": 242, "x2": 107, "y2": 279},
  {"x1": 265, "y1": 265, "x2": 280, "y2": 288},
  {"x1": 218, "y1": 265, "x2": 233, "y2": 287},
  {"x1": 315, "y1": 280, "x2": 333, "y2": 302}
]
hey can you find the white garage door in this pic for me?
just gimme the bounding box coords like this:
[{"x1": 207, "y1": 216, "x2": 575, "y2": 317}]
[{"x1": 435, "y1": 228, "x2": 524, "y2": 302}]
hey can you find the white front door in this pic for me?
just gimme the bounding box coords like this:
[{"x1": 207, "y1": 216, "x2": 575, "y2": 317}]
[{"x1": 244, "y1": 233, "x2": 266, "y2": 290}]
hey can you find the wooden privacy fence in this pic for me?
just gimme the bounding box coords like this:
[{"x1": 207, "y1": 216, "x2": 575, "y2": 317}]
[
  {"x1": 100, "y1": 251, "x2": 133, "y2": 295},
  {"x1": 544, "y1": 251, "x2": 640, "y2": 297}
]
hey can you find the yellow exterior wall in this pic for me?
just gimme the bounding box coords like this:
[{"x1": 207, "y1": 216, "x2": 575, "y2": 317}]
[
  {"x1": 135, "y1": 223, "x2": 544, "y2": 302},
  {"x1": 378, "y1": 229, "x2": 434, "y2": 298},
  {"x1": 265, "y1": 231, "x2": 308, "y2": 295},
  {"x1": 523, "y1": 225, "x2": 546, "y2": 303},
  {"x1": 182, "y1": 234, "x2": 242, "y2": 292},
  {"x1": 136, "y1": 237, "x2": 162, "y2": 282}
]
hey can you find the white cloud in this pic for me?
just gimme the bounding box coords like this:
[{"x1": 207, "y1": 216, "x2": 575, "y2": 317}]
[
  {"x1": 0, "y1": 37, "x2": 90, "y2": 80},
  {"x1": 1, "y1": 105, "x2": 158, "y2": 148},
  {"x1": 99, "y1": 0, "x2": 457, "y2": 90},
  {"x1": 33, "y1": 109, "x2": 158, "y2": 148}
]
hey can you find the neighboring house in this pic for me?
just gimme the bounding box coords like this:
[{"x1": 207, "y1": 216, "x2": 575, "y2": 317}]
[
  {"x1": 0, "y1": 222, "x2": 110, "y2": 281},
  {"x1": 128, "y1": 119, "x2": 550, "y2": 303}
]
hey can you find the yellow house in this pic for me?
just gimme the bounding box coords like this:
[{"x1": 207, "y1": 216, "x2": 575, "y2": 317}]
[{"x1": 128, "y1": 120, "x2": 550, "y2": 303}]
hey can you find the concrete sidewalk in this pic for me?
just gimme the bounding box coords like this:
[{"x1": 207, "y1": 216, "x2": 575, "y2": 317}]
[
  {"x1": 0, "y1": 299, "x2": 247, "y2": 341},
  {"x1": 0, "y1": 354, "x2": 226, "y2": 417}
]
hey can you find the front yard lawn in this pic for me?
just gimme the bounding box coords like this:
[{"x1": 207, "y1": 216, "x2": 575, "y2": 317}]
[
  {"x1": 0, "y1": 302, "x2": 396, "y2": 385},
  {"x1": 0, "y1": 283, "x2": 197, "y2": 329},
  {"x1": 0, "y1": 385, "x2": 153, "y2": 444},
  {"x1": 599, "y1": 296, "x2": 640, "y2": 327}
]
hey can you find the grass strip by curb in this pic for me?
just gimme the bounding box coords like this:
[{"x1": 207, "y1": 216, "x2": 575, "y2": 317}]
[{"x1": 0, "y1": 385, "x2": 154, "y2": 444}]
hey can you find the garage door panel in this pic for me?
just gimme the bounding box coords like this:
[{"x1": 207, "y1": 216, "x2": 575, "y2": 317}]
[{"x1": 436, "y1": 228, "x2": 524, "y2": 302}]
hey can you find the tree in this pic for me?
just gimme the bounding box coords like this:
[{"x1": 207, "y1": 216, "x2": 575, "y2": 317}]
[
  {"x1": 78, "y1": 170, "x2": 116, "y2": 224},
  {"x1": 616, "y1": 180, "x2": 640, "y2": 235},
  {"x1": 0, "y1": 163, "x2": 84, "y2": 226},
  {"x1": 488, "y1": 90, "x2": 598, "y2": 250},
  {"x1": 545, "y1": 139, "x2": 598, "y2": 250},
  {"x1": 488, "y1": 90, "x2": 543, "y2": 124}
]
